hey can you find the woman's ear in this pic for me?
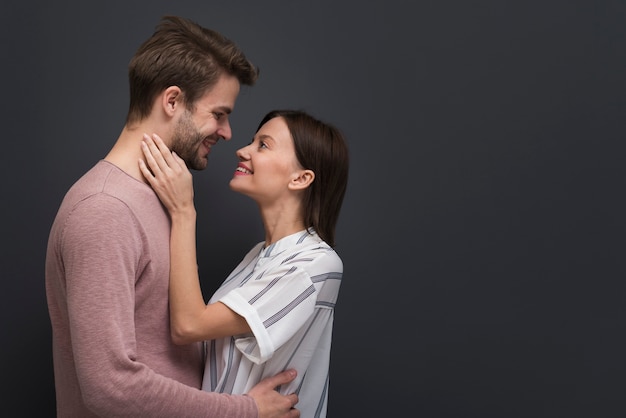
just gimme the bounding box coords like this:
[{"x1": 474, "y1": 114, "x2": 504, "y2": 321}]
[{"x1": 288, "y1": 169, "x2": 315, "y2": 190}]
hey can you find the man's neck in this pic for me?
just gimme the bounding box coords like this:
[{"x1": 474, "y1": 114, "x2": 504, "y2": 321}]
[{"x1": 104, "y1": 125, "x2": 156, "y2": 184}]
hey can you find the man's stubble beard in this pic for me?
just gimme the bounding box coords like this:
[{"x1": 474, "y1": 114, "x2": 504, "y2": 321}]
[{"x1": 170, "y1": 111, "x2": 208, "y2": 171}]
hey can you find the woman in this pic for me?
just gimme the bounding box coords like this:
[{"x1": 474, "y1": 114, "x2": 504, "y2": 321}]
[{"x1": 139, "y1": 109, "x2": 349, "y2": 418}]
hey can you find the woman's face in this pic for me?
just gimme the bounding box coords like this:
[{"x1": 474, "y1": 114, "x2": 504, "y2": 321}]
[{"x1": 230, "y1": 116, "x2": 303, "y2": 204}]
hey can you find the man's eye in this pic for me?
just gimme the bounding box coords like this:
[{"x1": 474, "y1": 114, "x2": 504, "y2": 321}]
[{"x1": 213, "y1": 112, "x2": 224, "y2": 120}]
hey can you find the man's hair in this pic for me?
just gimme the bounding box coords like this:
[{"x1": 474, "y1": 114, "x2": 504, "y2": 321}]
[
  {"x1": 256, "y1": 110, "x2": 350, "y2": 247},
  {"x1": 126, "y1": 15, "x2": 259, "y2": 124}
]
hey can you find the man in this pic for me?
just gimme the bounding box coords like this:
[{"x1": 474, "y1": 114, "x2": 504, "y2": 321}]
[{"x1": 45, "y1": 15, "x2": 299, "y2": 418}]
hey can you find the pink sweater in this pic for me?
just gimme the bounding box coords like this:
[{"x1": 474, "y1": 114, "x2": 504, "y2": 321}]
[{"x1": 45, "y1": 161, "x2": 256, "y2": 417}]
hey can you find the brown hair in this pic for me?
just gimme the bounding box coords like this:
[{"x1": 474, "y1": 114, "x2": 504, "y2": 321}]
[
  {"x1": 257, "y1": 110, "x2": 349, "y2": 247},
  {"x1": 126, "y1": 15, "x2": 259, "y2": 124}
]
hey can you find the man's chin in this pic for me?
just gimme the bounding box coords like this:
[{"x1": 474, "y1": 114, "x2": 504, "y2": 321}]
[
  {"x1": 186, "y1": 156, "x2": 208, "y2": 171},
  {"x1": 194, "y1": 159, "x2": 209, "y2": 171}
]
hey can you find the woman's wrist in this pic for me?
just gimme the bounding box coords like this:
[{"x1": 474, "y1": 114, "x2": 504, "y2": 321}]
[{"x1": 169, "y1": 206, "x2": 197, "y2": 222}]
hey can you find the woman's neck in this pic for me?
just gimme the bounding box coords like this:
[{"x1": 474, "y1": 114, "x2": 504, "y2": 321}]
[{"x1": 259, "y1": 204, "x2": 305, "y2": 247}]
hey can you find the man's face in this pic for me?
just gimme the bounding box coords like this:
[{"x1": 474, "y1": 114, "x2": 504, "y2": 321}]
[{"x1": 170, "y1": 73, "x2": 241, "y2": 170}]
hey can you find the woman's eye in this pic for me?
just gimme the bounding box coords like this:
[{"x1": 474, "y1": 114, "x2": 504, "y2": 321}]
[{"x1": 259, "y1": 141, "x2": 268, "y2": 149}]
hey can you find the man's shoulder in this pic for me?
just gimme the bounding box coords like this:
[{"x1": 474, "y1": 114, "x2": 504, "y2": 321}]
[{"x1": 67, "y1": 160, "x2": 151, "y2": 203}]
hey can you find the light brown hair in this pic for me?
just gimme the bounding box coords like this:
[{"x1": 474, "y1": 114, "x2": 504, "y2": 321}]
[{"x1": 126, "y1": 15, "x2": 259, "y2": 124}]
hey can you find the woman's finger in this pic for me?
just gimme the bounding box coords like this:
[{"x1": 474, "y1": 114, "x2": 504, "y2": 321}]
[
  {"x1": 142, "y1": 134, "x2": 170, "y2": 174},
  {"x1": 151, "y1": 133, "x2": 184, "y2": 172},
  {"x1": 140, "y1": 136, "x2": 163, "y2": 176},
  {"x1": 138, "y1": 158, "x2": 154, "y2": 183}
]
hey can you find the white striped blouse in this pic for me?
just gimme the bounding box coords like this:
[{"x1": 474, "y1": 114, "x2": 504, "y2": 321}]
[{"x1": 202, "y1": 229, "x2": 343, "y2": 418}]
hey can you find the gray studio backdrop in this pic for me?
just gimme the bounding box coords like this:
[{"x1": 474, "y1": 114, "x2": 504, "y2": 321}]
[{"x1": 3, "y1": 1, "x2": 625, "y2": 417}]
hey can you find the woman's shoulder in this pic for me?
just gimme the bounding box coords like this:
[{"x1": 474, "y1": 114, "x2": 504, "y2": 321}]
[{"x1": 294, "y1": 237, "x2": 343, "y2": 274}]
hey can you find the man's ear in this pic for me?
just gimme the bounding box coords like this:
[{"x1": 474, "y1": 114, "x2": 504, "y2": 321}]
[
  {"x1": 161, "y1": 86, "x2": 183, "y2": 117},
  {"x1": 288, "y1": 169, "x2": 315, "y2": 190}
]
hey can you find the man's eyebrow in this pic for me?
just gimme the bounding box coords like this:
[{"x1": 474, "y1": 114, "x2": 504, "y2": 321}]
[{"x1": 214, "y1": 106, "x2": 233, "y2": 114}]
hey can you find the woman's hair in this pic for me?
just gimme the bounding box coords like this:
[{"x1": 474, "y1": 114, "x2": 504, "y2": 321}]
[
  {"x1": 126, "y1": 15, "x2": 259, "y2": 124},
  {"x1": 257, "y1": 110, "x2": 349, "y2": 247}
]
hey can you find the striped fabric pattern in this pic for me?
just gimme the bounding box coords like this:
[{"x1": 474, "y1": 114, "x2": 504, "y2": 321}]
[{"x1": 202, "y1": 229, "x2": 343, "y2": 418}]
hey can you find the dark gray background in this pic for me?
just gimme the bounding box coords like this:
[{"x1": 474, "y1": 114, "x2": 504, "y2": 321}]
[{"x1": 2, "y1": 1, "x2": 625, "y2": 417}]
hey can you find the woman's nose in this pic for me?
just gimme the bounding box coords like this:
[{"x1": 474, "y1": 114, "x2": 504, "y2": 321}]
[{"x1": 236, "y1": 145, "x2": 250, "y2": 160}]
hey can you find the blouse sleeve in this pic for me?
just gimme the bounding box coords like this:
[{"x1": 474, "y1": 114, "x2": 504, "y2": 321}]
[{"x1": 219, "y1": 248, "x2": 340, "y2": 364}]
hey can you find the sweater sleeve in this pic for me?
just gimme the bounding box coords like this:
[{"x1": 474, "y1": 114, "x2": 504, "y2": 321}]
[{"x1": 60, "y1": 195, "x2": 257, "y2": 417}]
